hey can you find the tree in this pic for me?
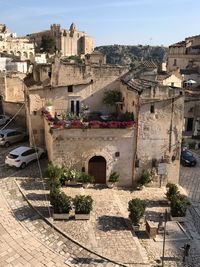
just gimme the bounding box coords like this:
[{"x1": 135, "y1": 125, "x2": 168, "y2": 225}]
[{"x1": 40, "y1": 35, "x2": 56, "y2": 54}]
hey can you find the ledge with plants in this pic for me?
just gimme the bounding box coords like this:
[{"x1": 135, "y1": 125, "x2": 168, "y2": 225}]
[{"x1": 43, "y1": 110, "x2": 135, "y2": 130}]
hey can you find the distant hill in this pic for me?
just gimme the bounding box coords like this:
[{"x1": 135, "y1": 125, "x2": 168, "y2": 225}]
[{"x1": 95, "y1": 45, "x2": 168, "y2": 65}]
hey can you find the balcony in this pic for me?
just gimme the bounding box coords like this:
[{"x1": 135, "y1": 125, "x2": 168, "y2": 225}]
[{"x1": 42, "y1": 110, "x2": 135, "y2": 130}]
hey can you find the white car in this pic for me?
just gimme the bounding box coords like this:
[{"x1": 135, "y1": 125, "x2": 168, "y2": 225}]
[
  {"x1": 0, "y1": 114, "x2": 10, "y2": 126},
  {"x1": 5, "y1": 146, "x2": 46, "y2": 169}
]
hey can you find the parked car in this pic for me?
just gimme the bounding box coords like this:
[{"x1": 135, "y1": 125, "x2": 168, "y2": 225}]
[
  {"x1": 0, "y1": 129, "x2": 28, "y2": 147},
  {"x1": 5, "y1": 146, "x2": 46, "y2": 169},
  {"x1": 181, "y1": 149, "x2": 197, "y2": 167},
  {"x1": 0, "y1": 114, "x2": 10, "y2": 126}
]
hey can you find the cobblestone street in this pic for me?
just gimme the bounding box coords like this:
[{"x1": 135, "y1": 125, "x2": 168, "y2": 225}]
[{"x1": 1, "y1": 146, "x2": 200, "y2": 266}]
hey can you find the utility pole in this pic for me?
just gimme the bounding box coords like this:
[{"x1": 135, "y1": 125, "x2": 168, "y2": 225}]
[{"x1": 162, "y1": 209, "x2": 168, "y2": 267}]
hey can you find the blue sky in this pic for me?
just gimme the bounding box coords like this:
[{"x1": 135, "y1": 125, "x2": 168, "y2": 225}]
[{"x1": 1, "y1": 0, "x2": 199, "y2": 47}]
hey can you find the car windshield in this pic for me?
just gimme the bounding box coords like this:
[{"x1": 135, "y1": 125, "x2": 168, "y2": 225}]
[
  {"x1": 183, "y1": 151, "x2": 193, "y2": 157},
  {"x1": 8, "y1": 153, "x2": 18, "y2": 159}
]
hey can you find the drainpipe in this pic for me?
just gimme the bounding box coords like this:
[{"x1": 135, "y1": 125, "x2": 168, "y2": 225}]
[
  {"x1": 169, "y1": 97, "x2": 175, "y2": 153},
  {"x1": 132, "y1": 93, "x2": 140, "y2": 188}
]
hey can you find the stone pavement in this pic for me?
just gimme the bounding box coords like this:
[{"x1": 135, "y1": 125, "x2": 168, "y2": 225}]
[
  {"x1": 0, "y1": 178, "x2": 128, "y2": 267},
  {"x1": 0, "y1": 179, "x2": 69, "y2": 267},
  {"x1": 16, "y1": 176, "x2": 195, "y2": 267}
]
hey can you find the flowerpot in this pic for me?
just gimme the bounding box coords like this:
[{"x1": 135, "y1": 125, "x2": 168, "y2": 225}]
[
  {"x1": 65, "y1": 180, "x2": 77, "y2": 186},
  {"x1": 45, "y1": 105, "x2": 54, "y2": 116},
  {"x1": 170, "y1": 215, "x2": 186, "y2": 222},
  {"x1": 75, "y1": 213, "x2": 90, "y2": 220},
  {"x1": 82, "y1": 183, "x2": 90, "y2": 188},
  {"x1": 107, "y1": 182, "x2": 114, "y2": 188},
  {"x1": 53, "y1": 213, "x2": 70, "y2": 220}
]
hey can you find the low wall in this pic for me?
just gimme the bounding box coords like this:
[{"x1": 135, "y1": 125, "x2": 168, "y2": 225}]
[{"x1": 3, "y1": 101, "x2": 26, "y2": 127}]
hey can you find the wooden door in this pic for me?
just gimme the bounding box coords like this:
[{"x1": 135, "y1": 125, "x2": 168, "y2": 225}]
[{"x1": 88, "y1": 156, "x2": 106, "y2": 184}]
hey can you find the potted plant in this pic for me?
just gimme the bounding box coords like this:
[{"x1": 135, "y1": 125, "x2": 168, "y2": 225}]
[
  {"x1": 89, "y1": 120, "x2": 101, "y2": 128},
  {"x1": 78, "y1": 173, "x2": 94, "y2": 188},
  {"x1": 63, "y1": 169, "x2": 80, "y2": 186},
  {"x1": 73, "y1": 195, "x2": 93, "y2": 220},
  {"x1": 52, "y1": 191, "x2": 72, "y2": 220},
  {"x1": 107, "y1": 171, "x2": 119, "y2": 188},
  {"x1": 45, "y1": 100, "x2": 53, "y2": 115},
  {"x1": 137, "y1": 170, "x2": 152, "y2": 189},
  {"x1": 166, "y1": 183, "x2": 180, "y2": 202},
  {"x1": 170, "y1": 194, "x2": 191, "y2": 222},
  {"x1": 128, "y1": 198, "x2": 147, "y2": 231}
]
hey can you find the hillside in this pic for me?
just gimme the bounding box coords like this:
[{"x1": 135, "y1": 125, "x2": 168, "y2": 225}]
[{"x1": 95, "y1": 45, "x2": 168, "y2": 65}]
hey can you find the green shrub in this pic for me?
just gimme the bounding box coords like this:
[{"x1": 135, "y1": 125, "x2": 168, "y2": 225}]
[
  {"x1": 137, "y1": 171, "x2": 152, "y2": 186},
  {"x1": 73, "y1": 195, "x2": 93, "y2": 214},
  {"x1": 166, "y1": 183, "x2": 180, "y2": 201},
  {"x1": 49, "y1": 185, "x2": 60, "y2": 205},
  {"x1": 103, "y1": 90, "x2": 122, "y2": 106},
  {"x1": 52, "y1": 192, "x2": 72, "y2": 214},
  {"x1": 128, "y1": 198, "x2": 147, "y2": 225},
  {"x1": 43, "y1": 162, "x2": 64, "y2": 186},
  {"x1": 78, "y1": 173, "x2": 94, "y2": 184},
  {"x1": 170, "y1": 194, "x2": 191, "y2": 217},
  {"x1": 108, "y1": 171, "x2": 119, "y2": 183}
]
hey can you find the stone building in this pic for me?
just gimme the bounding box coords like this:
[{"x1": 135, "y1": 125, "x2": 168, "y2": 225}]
[
  {"x1": 0, "y1": 71, "x2": 26, "y2": 126},
  {"x1": 24, "y1": 59, "x2": 184, "y2": 187},
  {"x1": 167, "y1": 34, "x2": 200, "y2": 137},
  {"x1": 121, "y1": 71, "x2": 184, "y2": 186},
  {"x1": 0, "y1": 24, "x2": 35, "y2": 61},
  {"x1": 27, "y1": 23, "x2": 93, "y2": 57}
]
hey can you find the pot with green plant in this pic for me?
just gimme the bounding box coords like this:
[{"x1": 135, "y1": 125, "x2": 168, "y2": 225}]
[
  {"x1": 73, "y1": 195, "x2": 93, "y2": 220},
  {"x1": 45, "y1": 99, "x2": 54, "y2": 115},
  {"x1": 166, "y1": 183, "x2": 180, "y2": 202},
  {"x1": 52, "y1": 191, "x2": 72, "y2": 220},
  {"x1": 170, "y1": 194, "x2": 191, "y2": 222},
  {"x1": 64, "y1": 169, "x2": 80, "y2": 186},
  {"x1": 128, "y1": 198, "x2": 147, "y2": 231},
  {"x1": 107, "y1": 171, "x2": 119, "y2": 188},
  {"x1": 137, "y1": 170, "x2": 152, "y2": 189},
  {"x1": 78, "y1": 173, "x2": 94, "y2": 188}
]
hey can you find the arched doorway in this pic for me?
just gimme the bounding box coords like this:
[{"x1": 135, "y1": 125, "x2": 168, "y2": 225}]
[{"x1": 88, "y1": 156, "x2": 106, "y2": 184}]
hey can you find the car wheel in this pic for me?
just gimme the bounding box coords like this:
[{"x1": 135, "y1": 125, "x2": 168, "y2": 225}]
[
  {"x1": 20, "y1": 162, "x2": 26, "y2": 169},
  {"x1": 4, "y1": 142, "x2": 10, "y2": 148}
]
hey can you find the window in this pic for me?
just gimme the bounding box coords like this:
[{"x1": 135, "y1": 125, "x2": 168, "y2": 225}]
[
  {"x1": 7, "y1": 131, "x2": 16, "y2": 137},
  {"x1": 150, "y1": 104, "x2": 155, "y2": 113},
  {"x1": 171, "y1": 82, "x2": 174, "y2": 87},
  {"x1": 68, "y1": 85, "x2": 73, "y2": 92},
  {"x1": 70, "y1": 100, "x2": 80, "y2": 115},
  {"x1": 173, "y1": 59, "x2": 177, "y2": 66}
]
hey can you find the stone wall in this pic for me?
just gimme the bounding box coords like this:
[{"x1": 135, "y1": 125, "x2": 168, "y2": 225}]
[
  {"x1": 136, "y1": 96, "x2": 184, "y2": 186},
  {"x1": 2, "y1": 101, "x2": 26, "y2": 126},
  {"x1": 44, "y1": 119, "x2": 135, "y2": 187}
]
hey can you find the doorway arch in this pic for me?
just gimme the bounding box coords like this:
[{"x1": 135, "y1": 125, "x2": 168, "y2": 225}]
[{"x1": 88, "y1": 156, "x2": 106, "y2": 184}]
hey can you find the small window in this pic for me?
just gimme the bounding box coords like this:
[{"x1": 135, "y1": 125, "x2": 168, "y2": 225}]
[
  {"x1": 173, "y1": 59, "x2": 177, "y2": 66},
  {"x1": 171, "y1": 82, "x2": 174, "y2": 87},
  {"x1": 33, "y1": 111, "x2": 37, "y2": 115},
  {"x1": 115, "y1": 152, "x2": 120, "y2": 157},
  {"x1": 150, "y1": 104, "x2": 155, "y2": 113},
  {"x1": 68, "y1": 85, "x2": 73, "y2": 92}
]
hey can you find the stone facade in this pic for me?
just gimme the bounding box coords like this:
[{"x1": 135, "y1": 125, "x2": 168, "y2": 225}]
[
  {"x1": 121, "y1": 70, "x2": 184, "y2": 186},
  {"x1": 0, "y1": 72, "x2": 26, "y2": 126},
  {"x1": 28, "y1": 23, "x2": 93, "y2": 57},
  {"x1": 25, "y1": 60, "x2": 128, "y2": 146},
  {"x1": 44, "y1": 119, "x2": 135, "y2": 187},
  {"x1": 25, "y1": 60, "x2": 184, "y2": 187},
  {"x1": 0, "y1": 24, "x2": 35, "y2": 61}
]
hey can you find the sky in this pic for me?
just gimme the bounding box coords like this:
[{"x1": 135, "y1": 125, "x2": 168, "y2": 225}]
[{"x1": 1, "y1": 0, "x2": 200, "y2": 47}]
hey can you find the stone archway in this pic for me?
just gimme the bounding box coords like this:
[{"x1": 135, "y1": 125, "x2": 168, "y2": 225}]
[{"x1": 88, "y1": 156, "x2": 106, "y2": 184}]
